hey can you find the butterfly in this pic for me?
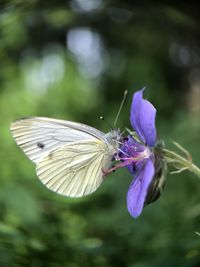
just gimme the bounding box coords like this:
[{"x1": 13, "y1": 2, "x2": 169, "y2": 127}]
[{"x1": 10, "y1": 117, "x2": 122, "y2": 197}]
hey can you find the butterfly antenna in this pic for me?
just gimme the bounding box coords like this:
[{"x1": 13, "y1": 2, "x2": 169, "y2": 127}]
[{"x1": 114, "y1": 90, "x2": 128, "y2": 128}]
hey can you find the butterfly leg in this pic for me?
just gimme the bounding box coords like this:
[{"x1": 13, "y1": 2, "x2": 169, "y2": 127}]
[{"x1": 102, "y1": 161, "x2": 130, "y2": 178}]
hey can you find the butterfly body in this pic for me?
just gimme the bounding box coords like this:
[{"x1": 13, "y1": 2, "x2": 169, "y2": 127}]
[{"x1": 11, "y1": 117, "x2": 122, "y2": 197}]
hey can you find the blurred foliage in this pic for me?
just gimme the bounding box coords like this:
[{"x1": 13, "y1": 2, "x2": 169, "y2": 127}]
[{"x1": 1, "y1": 0, "x2": 200, "y2": 266}]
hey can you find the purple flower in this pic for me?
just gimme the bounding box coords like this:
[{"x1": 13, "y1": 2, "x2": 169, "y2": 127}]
[{"x1": 119, "y1": 88, "x2": 157, "y2": 218}]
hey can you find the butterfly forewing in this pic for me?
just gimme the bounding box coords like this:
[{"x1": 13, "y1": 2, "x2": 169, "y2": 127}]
[{"x1": 10, "y1": 117, "x2": 107, "y2": 163}]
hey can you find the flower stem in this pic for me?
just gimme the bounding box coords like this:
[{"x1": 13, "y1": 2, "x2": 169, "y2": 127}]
[{"x1": 190, "y1": 163, "x2": 200, "y2": 178}]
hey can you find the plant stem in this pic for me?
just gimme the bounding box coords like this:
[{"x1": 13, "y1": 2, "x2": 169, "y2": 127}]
[{"x1": 163, "y1": 148, "x2": 200, "y2": 178}]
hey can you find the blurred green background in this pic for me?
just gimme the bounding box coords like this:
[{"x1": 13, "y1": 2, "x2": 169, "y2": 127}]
[{"x1": 1, "y1": 1, "x2": 200, "y2": 266}]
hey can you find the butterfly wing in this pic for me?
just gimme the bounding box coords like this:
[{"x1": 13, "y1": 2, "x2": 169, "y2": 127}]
[
  {"x1": 36, "y1": 140, "x2": 113, "y2": 197},
  {"x1": 10, "y1": 117, "x2": 108, "y2": 163},
  {"x1": 10, "y1": 117, "x2": 118, "y2": 197}
]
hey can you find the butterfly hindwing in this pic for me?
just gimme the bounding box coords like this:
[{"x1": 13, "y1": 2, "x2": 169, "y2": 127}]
[{"x1": 36, "y1": 140, "x2": 109, "y2": 197}]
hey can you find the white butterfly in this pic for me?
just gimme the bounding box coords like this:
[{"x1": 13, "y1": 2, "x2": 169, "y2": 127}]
[{"x1": 10, "y1": 117, "x2": 122, "y2": 197}]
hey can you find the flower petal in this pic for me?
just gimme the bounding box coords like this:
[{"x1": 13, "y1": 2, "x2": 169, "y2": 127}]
[
  {"x1": 127, "y1": 158, "x2": 155, "y2": 218},
  {"x1": 130, "y1": 88, "x2": 156, "y2": 147}
]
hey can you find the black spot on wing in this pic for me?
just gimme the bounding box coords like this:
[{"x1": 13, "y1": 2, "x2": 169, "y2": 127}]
[{"x1": 37, "y1": 142, "x2": 45, "y2": 149}]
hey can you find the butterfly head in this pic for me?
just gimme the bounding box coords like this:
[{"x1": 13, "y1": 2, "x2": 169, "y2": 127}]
[{"x1": 105, "y1": 129, "x2": 122, "y2": 148}]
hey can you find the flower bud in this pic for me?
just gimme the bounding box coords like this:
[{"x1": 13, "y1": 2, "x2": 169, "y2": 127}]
[{"x1": 145, "y1": 143, "x2": 167, "y2": 205}]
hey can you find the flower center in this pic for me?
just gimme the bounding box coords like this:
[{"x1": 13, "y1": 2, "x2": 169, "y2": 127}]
[{"x1": 122, "y1": 146, "x2": 151, "y2": 164}]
